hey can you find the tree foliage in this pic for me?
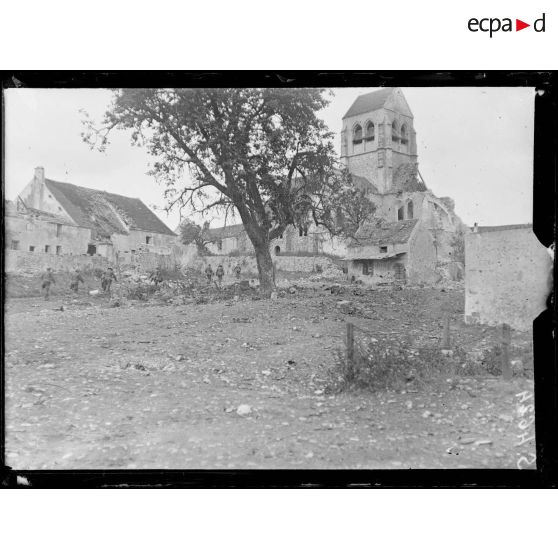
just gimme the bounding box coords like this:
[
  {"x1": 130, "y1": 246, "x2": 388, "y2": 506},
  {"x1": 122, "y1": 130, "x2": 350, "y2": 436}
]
[{"x1": 179, "y1": 219, "x2": 212, "y2": 255}]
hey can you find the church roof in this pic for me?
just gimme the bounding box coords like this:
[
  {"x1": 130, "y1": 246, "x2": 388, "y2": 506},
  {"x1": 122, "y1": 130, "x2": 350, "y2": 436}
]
[
  {"x1": 343, "y1": 88, "x2": 394, "y2": 119},
  {"x1": 44, "y1": 178, "x2": 176, "y2": 238},
  {"x1": 348, "y1": 219, "x2": 418, "y2": 247},
  {"x1": 351, "y1": 174, "x2": 379, "y2": 194}
]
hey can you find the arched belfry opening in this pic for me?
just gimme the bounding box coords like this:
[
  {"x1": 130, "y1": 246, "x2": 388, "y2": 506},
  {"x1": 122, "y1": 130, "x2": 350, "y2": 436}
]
[
  {"x1": 353, "y1": 124, "x2": 363, "y2": 144},
  {"x1": 400, "y1": 124, "x2": 408, "y2": 142},
  {"x1": 392, "y1": 120, "x2": 399, "y2": 142},
  {"x1": 365, "y1": 121, "x2": 375, "y2": 141}
]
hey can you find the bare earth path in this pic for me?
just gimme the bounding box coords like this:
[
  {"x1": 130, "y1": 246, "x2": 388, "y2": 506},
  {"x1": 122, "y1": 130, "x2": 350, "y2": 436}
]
[{"x1": 4, "y1": 287, "x2": 535, "y2": 469}]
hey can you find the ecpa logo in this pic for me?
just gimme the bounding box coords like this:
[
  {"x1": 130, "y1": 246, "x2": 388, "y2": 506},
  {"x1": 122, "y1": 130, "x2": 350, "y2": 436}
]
[{"x1": 468, "y1": 13, "x2": 546, "y2": 37}]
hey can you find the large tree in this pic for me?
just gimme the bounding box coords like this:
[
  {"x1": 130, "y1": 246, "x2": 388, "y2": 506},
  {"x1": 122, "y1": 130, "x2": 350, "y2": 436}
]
[{"x1": 83, "y1": 88, "x2": 373, "y2": 294}]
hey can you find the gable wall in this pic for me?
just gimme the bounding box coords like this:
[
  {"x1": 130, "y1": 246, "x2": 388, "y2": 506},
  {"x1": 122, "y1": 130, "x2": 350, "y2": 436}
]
[{"x1": 19, "y1": 179, "x2": 75, "y2": 223}]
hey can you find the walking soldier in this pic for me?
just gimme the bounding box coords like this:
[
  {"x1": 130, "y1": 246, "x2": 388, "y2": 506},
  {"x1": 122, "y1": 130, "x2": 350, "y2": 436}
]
[{"x1": 40, "y1": 267, "x2": 56, "y2": 300}]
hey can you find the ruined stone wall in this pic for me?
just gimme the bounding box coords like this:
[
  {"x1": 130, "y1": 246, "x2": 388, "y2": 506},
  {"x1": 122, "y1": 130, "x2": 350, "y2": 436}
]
[
  {"x1": 116, "y1": 251, "x2": 176, "y2": 272},
  {"x1": 407, "y1": 226, "x2": 438, "y2": 285},
  {"x1": 464, "y1": 226, "x2": 552, "y2": 331}
]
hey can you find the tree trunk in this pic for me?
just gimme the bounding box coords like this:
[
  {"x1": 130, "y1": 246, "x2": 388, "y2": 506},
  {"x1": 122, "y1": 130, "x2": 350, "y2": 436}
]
[{"x1": 253, "y1": 241, "x2": 275, "y2": 296}]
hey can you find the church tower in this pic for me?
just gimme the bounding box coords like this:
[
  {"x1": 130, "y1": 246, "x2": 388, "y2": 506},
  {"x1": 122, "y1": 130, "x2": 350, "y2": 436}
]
[{"x1": 340, "y1": 88, "x2": 418, "y2": 194}]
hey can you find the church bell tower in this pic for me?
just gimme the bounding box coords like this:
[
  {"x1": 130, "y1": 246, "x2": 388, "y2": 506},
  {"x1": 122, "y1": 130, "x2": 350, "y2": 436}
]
[{"x1": 340, "y1": 87, "x2": 418, "y2": 194}]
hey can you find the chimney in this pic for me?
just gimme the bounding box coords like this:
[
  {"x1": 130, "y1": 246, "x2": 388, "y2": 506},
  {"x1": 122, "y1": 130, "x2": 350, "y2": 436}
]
[{"x1": 34, "y1": 166, "x2": 45, "y2": 183}]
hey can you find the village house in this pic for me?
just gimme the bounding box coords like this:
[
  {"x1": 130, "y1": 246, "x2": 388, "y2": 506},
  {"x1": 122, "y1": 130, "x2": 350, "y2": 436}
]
[
  {"x1": 5, "y1": 199, "x2": 91, "y2": 256},
  {"x1": 345, "y1": 219, "x2": 438, "y2": 285},
  {"x1": 8, "y1": 167, "x2": 177, "y2": 260},
  {"x1": 204, "y1": 224, "x2": 251, "y2": 254}
]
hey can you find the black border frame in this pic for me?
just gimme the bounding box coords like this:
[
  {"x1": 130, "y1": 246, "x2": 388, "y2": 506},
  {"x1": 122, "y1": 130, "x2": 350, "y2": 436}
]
[{"x1": 1, "y1": 71, "x2": 556, "y2": 488}]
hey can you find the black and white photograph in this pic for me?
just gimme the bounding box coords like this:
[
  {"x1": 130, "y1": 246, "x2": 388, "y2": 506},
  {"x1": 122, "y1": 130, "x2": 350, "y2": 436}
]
[{"x1": 2, "y1": 80, "x2": 553, "y2": 476}]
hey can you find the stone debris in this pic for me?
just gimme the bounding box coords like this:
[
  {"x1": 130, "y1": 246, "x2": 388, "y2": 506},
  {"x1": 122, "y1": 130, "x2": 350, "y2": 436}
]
[
  {"x1": 236, "y1": 404, "x2": 252, "y2": 417},
  {"x1": 336, "y1": 300, "x2": 354, "y2": 314}
]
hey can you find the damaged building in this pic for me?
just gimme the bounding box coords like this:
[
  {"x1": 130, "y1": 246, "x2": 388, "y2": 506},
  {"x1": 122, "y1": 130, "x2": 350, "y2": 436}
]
[
  {"x1": 177, "y1": 88, "x2": 465, "y2": 284},
  {"x1": 8, "y1": 167, "x2": 177, "y2": 259},
  {"x1": 339, "y1": 87, "x2": 466, "y2": 266},
  {"x1": 345, "y1": 219, "x2": 438, "y2": 285}
]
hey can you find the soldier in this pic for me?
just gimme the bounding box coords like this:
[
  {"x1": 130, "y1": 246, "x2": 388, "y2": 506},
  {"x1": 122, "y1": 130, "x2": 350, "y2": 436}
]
[
  {"x1": 40, "y1": 267, "x2": 56, "y2": 300},
  {"x1": 216, "y1": 264, "x2": 225, "y2": 287},
  {"x1": 150, "y1": 266, "x2": 163, "y2": 287},
  {"x1": 101, "y1": 267, "x2": 118, "y2": 294},
  {"x1": 204, "y1": 263, "x2": 214, "y2": 285},
  {"x1": 69, "y1": 268, "x2": 84, "y2": 294},
  {"x1": 234, "y1": 262, "x2": 242, "y2": 281}
]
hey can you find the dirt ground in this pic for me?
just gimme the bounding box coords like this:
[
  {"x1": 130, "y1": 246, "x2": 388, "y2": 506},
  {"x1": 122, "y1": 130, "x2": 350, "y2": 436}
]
[{"x1": 4, "y1": 283, "x2": 536, "y2": 470}]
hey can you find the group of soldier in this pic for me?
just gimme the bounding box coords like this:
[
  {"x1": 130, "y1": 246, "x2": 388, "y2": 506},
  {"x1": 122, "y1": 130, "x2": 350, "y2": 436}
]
[
  {"x1": 204, "y1": 262, "x2": 242, "y2": 287},
  {"x1": 39, "y1": 266, "x2": 118, "y2": 300},
  {"x1": 40, "y1": 262, "x2": 242, "y2": 300}
]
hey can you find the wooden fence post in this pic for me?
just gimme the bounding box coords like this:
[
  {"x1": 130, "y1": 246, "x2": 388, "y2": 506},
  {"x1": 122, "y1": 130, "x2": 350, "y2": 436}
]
[
  {"x1": 441, "y1": 312, "x2": 451, "y2": 349},
  {"x1": 502, "y1": 323, "x2": 512, "y2": 379},
  {"x1": 346, "y1": 322, "x2": 355, "y2": 379}
]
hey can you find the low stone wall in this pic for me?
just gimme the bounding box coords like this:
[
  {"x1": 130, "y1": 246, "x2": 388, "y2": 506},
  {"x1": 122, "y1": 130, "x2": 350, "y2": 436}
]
[
  {"x1": 5, "y1": 248, "x2": 186, "y2": 275},
  {"x1": 5, "y1": 250, "x2": 111, "y2": 274},
  {"x1": 187, "y1": 254, "x2": 343, "y2": 278},
  {"x1": 116, "y1": 251, "x2": 177, "y2": 273}
]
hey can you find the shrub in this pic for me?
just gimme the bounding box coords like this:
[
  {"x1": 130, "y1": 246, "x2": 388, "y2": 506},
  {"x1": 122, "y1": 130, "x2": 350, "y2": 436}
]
[
  {"x1": 325, "y1": 336, "x2": 489, "y2": 393},
  {"x1": 124, "y1": 282, "x2": 157, "y2": 300}
]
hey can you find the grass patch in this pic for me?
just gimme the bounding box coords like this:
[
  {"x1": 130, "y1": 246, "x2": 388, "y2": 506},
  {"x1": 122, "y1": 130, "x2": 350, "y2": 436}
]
[{"x1": 325, "y1": 335, "x2": 515, "y2": 394}]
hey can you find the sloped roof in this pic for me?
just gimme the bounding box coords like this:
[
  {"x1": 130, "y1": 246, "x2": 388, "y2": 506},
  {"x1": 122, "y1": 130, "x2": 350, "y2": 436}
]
[
  {"x1": 292, "y1": 171, "x2": 379, "y2": 195},
  {"x1": 45, "y1": 179, "x2": 175, "y2": 237},
  {"x1": 205, "y1": 223, "x2": 245, "y2": 241},
  {"x1": 343, "y1": 88, "x2": 394, "y2": 119},
  {"x1": 349, "y1": 219, "x2": 418, "y2": 247}
]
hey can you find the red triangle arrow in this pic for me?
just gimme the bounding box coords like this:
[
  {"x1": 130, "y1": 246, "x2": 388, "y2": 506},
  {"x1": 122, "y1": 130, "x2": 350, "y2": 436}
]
[{"x1": 516, "y1": 19, "x2": 530, "y2": 31}]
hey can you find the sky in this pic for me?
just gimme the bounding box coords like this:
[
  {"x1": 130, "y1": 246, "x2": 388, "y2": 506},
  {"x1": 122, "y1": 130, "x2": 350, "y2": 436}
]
[{"x1": 4, "y1": 87, "x2": 534, "y2": 230}]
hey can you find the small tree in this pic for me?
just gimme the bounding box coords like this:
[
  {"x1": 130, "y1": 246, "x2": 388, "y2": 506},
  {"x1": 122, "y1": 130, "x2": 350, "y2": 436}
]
[
  {"x1": 179, "y1": 219, "x2": 212, "y2": 255},
  {"x1": 82, "y1": 88, "x2": 372, "y2": 295}
]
